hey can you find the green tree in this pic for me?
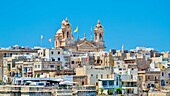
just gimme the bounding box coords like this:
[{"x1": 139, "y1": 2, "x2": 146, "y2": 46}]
[
  {"x1": 107, "y1": 89, "x2": 113, "y2": 95},
  {"x1": 37, "y1": 74, "x2": 40, "y2": 77}
]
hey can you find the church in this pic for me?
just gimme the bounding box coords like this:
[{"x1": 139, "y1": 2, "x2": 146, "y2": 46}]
[{"x1": 54, "y1": 18, "x2": 106, "y2": 52}]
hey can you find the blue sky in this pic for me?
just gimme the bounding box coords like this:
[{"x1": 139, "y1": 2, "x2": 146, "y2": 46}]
[{"x1": 0, "y1": 0, "x2": 169, "y2": 51}]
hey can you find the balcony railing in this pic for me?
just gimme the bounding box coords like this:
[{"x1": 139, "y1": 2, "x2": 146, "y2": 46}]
[
  {"x1": 0, "y1": 86, "x2": 52, "y2": 93},
  {"x1": 102, "y1": 85, "x2": 115, "y2": 88},
  {"x1": 72, "y1": 86, "x2": 96, "y2": 91},
  {"x1": 42, "y1": 67, "x2": 57, "y2": 70},
  {"x1": 122, "y1": 84, "x2": 137, "y2": 87}
]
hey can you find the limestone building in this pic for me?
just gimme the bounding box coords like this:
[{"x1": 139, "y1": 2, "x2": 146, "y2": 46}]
[{"x1": 54, "y1": 18, "x2": 105, "y2": 52}]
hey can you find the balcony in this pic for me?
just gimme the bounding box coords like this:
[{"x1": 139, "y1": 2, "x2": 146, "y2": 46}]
[
  {"x1": 102, "y1": 85, "x2": 115, "y2": 89},
  {"x1": 122, "y1": 84, "x2": 137, "y2": 87},
  {"x1": 121, "y1": 75, "x2": 137, "y2": 81},
  {"x1": 42, "y1": 67, "x2": 56, "y2": 70},
  {"x1": 72, "y1": 86, "x2": 96, "y2": 91},
  {"x1": 56, "y1": 89, "x2": 72, "y2": 96},
  {"x1": 41, "y1": 65, "x2": 61, "y2": 71},
  {"x1": 0, "y1": 86, "x2": 50, "y2": 93}
]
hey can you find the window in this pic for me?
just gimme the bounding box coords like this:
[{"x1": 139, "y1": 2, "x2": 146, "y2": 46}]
[
  {"x1": 10, "y1": 53, "x2": 12, "y2": 57},
  {"x1": 52, "y1": 58, "x2": 55, "y2": 61},
  {"x1": 6, "y1": 64, "x2": 10, "y2": 71},
  {"x1": 99, "y1": 33, "x2": 102, "y2": 39},
  {"x1": 96, "y1": 74, "x2": 98, "y2": 78},
  {"x1": 51, "y1": 51, "x2": 54, "y2": 55},
  {"x1": 168, "y1": 64, "x2": 170, "y2": 68},
  {"x1": 38, "y1": 65, "x2": 40, "y2": 68},
  {"x1": 168, "y1": 73, "x2": 170, "y2": 78},
  {"x1": 162, "y1": 72, "x2": 164, "y2": 76},
  {"x1": 91, "y1": 74, "x2": 93, "y2": 77},
  {"x1": 3, "y1": 53, "x2": 7, "y2": 57},
  {"x1": 12, "y1": 60, "x2": 16, "y2": 68},
  {"x1": 58, "y1": 51, "x2": 60, "y2": 54},
  {"x1": 148, "y1": 76, "x2": 150, "y2": 79},
  {"x1": 95, "y1": 33, "x2": 97, "y2": 39},
  {"x1": 96, "y1": 82, "x2": 98, "y2": 86},
  {"x1": 35, "y1": 65, "x2": 37, "y2": 68},
  {"x1": 57, "y1": 66, "x2": 60, "y2": 70},
  {"x1": 50, "y1": 65, "x2": 54, "y2": 68},
  {"x1": 67, "y1": 32, "x2": 69, "y2": 38},
  {"x1": 107, "y1": 74, "x2": 109, "y2": 78},
  {"x1": 162, "y1": 66, "x2": 165, "y2": 69},
  {"x1": 97, "y1": 60, "x2": 100, "y2": 63},
  {"x1": 101, "y1": 74, "x2": 103, "y2": 79},
  {"x1": 82, "y1": 81, "x2": 84, "y2": 85},
  {"x1": 58, "y1": 58, "x2": 60, "y2": 61},
  {"x1": 43, "y1": 50, "x2": 45, "y2": 56},
  {"x1": 116, "y1": 81, "x2": 118, "y2": 86},
  {"x1": 102, "y1": 81, "x2": 107, "y2": 86},
  {"x1": 71, "y1": 61, "x2": 74, "y2": 64},
  {"x1": 109, "y1": 81, "x2": 114, "y2": 86}
]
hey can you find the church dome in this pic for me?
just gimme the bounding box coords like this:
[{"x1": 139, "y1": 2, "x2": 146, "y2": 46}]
[{"x1": 56, "y1": 29, "x2": 62, "y2": 34}]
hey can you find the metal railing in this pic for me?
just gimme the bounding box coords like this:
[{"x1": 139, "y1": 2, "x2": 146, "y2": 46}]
[{"x1": 122, "y1": 84, "x2": 137, "y2": 87}]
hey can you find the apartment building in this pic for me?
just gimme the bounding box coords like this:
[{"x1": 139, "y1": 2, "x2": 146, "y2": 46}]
[
  {"x1": 76, "y1": 66, "x2": 114, "y2": 85},
  {"x1": 98, "y1": 73, "x2": 121, "y2": 95},
  {"x1": 144, "y1": 71, "x2": 161, "y2": 90},
  {"x1": 121, "y1": 65, "x2": 138, "y2": 94},
  {"x1": 0, "y1": 47, "x2": 37, "y2": 81},
  {"x1": 33, "y1": 61, "x2": 62, "y2": 78}
]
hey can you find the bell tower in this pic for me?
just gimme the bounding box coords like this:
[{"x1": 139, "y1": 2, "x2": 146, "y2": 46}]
[
  {"x1": 94, "y1": 20, "x2": 105, "y2": 49},
  {"x1": 54, "y1": 17, "x2": 74, "y2": 48},
  {"x1": 61, "y1": 17, "x2": 73, "y2": 41}
]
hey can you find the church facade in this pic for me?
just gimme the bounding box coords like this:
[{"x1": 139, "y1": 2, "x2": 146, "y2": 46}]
[{"x1": 54, "y1": 18, "x2": 105, "y2": 52}]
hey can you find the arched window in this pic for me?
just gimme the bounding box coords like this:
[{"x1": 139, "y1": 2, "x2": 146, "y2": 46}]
[
  {"x1": 67, "y1": 32, "x2": 69, "y2": 38},
  {"x1": 162, "y1": 72, "x2": 164, "y2": 76},
  {"x1": 99, "y1": 33, "x2": 102, "y2": 39},
  {"x1": 58, "y1": 58, "x2": 60, "y2": 61},
  {"x1": 58, "y1": 51, "x2": 60, "y2": 54},
  {"x1": 63, "y1": 32, "x2": 64, "y2": 38},
  {"x1": 161, "y1": 80, "x2": 165, "y2": 86},
  {"x1": 95, "y1": 33, "x2": 97, "y2": 39},
  {"x1": 51, "y1": 51, "x2": 54, "y2": 55}
]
